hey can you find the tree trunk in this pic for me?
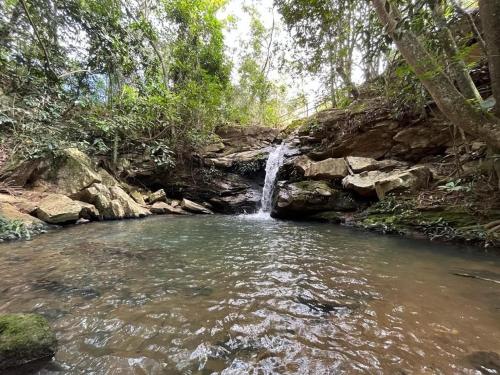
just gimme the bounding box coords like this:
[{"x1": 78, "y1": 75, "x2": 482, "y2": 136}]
[
  {"x1": 479, "y1": 0, "x2": 500, "y2": 117},
  {"x1": 430, "y1": 0, "x2": 482, "y2": 102},
  {"x1": 371, "y1": 0, "x2": 500, "y2": 150}
]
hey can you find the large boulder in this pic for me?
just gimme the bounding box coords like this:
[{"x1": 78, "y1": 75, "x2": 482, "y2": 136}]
[
  {"x1": 35, "y1": 194, "x2": 98, "y2": 224},
  {"x1": 74, "y1": 183, "x2": 151, "y2": 220},
  {"x1": 41, "y1": 148, "x2": 102, "y2": 195},
  {"x1": 0, "y1": 313, "x2": 57, "y2": 370},
  {"x1": 278, "y1": 156, "x2": 348, "y2": 182},
  {"x1": 342, "y1": 166, "x2": 432, "y2": 199},
  {"x1": 271, "y1": 180, "x2": 358, "y2": 219},
  {"x1": 181, "y1": 199, "x2": 214, "y2": 214}
]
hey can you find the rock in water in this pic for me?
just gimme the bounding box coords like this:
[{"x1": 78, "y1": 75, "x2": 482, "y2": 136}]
[
  {"x1": 272, "y1": 180, "x2": 358, "y2": 219},
  {"x1": 36, "y1": 194, "x2": 97, "y2": 224},
  {"x1": 74, "y1": 183, "x2": 151, "y2": 220},
  {"x1": 0, "y1": 314, "x2": 57, "y2": 370},
  {"x1": 181, "y1": 199, "x2": 214, "y2": 214},
  {"x1": 150, "y1": 202, "x2": 187, "y2": 215}
]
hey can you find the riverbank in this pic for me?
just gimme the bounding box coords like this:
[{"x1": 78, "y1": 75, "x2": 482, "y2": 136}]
[{"x1": 0, "y1": 114, "x2": 499, "y2": 249}]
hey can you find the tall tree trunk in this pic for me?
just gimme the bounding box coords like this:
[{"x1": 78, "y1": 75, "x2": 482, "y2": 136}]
[
  {"x1": 430, "y1": 0, "x2": 482, "y2": 102},
  {"x1": 479, "y1": 0, "x2": 500, "y2": 117},
  {"x1": 371, "y1": 0, "x2": 500, "y2": 150}
]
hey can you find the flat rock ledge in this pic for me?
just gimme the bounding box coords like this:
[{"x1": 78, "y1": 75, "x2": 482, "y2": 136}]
[{"x1": 0, "y1": 313, "x2": 57, "y2": 370}]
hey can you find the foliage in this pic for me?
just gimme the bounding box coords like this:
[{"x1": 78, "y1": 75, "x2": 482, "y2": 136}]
[
  {"x1": 0, "y1": 0, "x2": 250, "y2": 166},
  {"x1": 0, "y1": 217, "x2": 31, "y2": 241}
]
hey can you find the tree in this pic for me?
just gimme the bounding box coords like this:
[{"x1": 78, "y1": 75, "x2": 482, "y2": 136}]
[
  {"x1": 479, "y1": 0, "x2": 500, "y2": 117},
  {"x1": 371, "y1": 0, "x2": 500, "y2": 150}
]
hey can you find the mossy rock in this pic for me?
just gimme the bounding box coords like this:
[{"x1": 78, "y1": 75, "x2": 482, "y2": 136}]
[{"x1": 0, "y1": 314, "x2": 57, "y2": 370}]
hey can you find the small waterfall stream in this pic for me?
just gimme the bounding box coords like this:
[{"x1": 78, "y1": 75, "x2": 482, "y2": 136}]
[{"x1": 258, "y1": 143, "x2": 286, "y2": 215}]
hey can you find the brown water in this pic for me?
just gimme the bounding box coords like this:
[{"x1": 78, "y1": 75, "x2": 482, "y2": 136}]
[{"x1": 0, "y1": 216, "x2": 499, "y2": 374}]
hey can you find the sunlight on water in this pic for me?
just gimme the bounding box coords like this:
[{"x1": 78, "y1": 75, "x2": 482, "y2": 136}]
[{"x1": 0, "y1": 216, "x2": 499, "y2": 374}]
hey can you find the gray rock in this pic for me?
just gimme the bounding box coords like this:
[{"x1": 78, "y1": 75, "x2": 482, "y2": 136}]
[
  {"x1": 148, "y1": 189, "x2": 166, "y2": 204},
  {"x1": 150, "y1": 202, "x2": 187, "y2": 215},
  {"x1": 181, "y1": 199, "x2": 214, "y2": 215},
  {"x1": 272, "y1": 180, "x2": 358, "y2": 219}
]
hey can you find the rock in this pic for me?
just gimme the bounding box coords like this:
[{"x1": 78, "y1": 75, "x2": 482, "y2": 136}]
[
  {"x1": 465, "y1": 351, "x2": 500, "y2": 373},
  {"x1": 181, "y1": 199, "x2": 214, "y2": 215},
  {"x1": 36, "y1": 194, "x2": 96, "y2": 224},
  {"x1": 342, "y1": 166, "x2": 432, "y2": 199},
  {"x1": 0, "y1": 313, "x2": 57, "y2": 370},
  {"x1": 0, "y1": 203, "x2": 46, "y2": 229},
  {"x1": 130, "y1": 191, "x2": 146, "y2": 206},
  {"x1": 42, "y1": 148, "x2": 102, "y2": 195},
  {"x1": 148, "y1": 189, "x2": 167, "y2": 204},
  {"x1": 374, "y1": 166, "x2": 432, "y2": 199},
  {"x1": 202, "y1": 142, "x2": 225, "y2": 155},
  {"x1": 74, "y1": 183, "x2": 151, "y2": 220},
  {"x1": 307, "y1": 211, "x2": 343, "y2": 223},
  {"x1": 345, "y1": 156, "x2": 407, "y2": 173},
  {"x1": 205, "y1": 148, "x2": 269, "y2": 174},
  {"x1": 77, "y1": 201, "x2": 100, "y2": 220},
  {"x1": 150, "y1": 202, "x2": 187, "y2": 215},
  {"x1": 272, "y1": 180, "x2": 358, "y2": 219},
  {"x1": 0, "y1": 194, "x2": 38, "y2": 214},
  {"x1": 279, "y1": 156, "x2": 348, "y2": 182}
]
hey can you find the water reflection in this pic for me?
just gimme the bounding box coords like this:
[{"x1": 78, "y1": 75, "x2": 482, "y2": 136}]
[{"x1": 0, "y1": 216, "x2": 499, "y2": 374}]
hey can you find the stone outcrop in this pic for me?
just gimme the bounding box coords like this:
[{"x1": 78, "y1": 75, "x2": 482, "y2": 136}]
[
  {"x1": 296, "y1": 98, "x2": 454, "y2": 162},
  {"x1": 272, "y1": 180, "x2": 358, "y2": 219},
  {"x1": 291, "y1": 156, "x2": 348, "y2": 180},
  {"x1": 74, "y1": 183, "x2": 151, "y2": 220},
  {"x1": 0, "y1": 313, "x2": 57, "y2": 370},
  {"x1": 181, "y1": 199, "x2": 214, "y2": 214},
  {"x1": 342, "y1": 166, "x2": 432, "y2": 199},
  {"x1": 345, "y1": 156, "x2": 407, "y2": 173},
  {"x1": 35, "y1": 194, "x2": 98, "y2": 224}
]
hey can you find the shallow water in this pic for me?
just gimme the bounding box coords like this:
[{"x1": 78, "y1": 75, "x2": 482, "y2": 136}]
[{"x1": 0, "y1": 216, "x2": 499, "y2": 374}]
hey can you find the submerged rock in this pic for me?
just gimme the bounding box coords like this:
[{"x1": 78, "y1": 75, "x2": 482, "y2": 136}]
[
  {"x1": 465, "y1": 351, "x2": 500, "y2": 374},
  {"x1": 181, "y1": 199, "x2": 214, "y2": 215},
  {"x1": 0, "y1": 313, "x2": 57, "y2": 370},
  {"x1": 272, "y1": 180, "x2": 358, "y2": 219}
]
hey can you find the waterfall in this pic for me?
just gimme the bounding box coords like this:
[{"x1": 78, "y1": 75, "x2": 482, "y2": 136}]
[{"x1": 259, "y1": 143, "x2": 286, "y2": 214}]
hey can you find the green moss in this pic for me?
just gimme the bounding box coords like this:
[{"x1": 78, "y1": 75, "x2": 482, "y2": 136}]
[{"x1": 0, "y1": 314, "x2": 57, "y2": 369}]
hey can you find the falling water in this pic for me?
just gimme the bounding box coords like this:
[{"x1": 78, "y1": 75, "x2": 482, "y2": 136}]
[{"x1": 259, "y1": 143, "x2": 286, "y2": 214}]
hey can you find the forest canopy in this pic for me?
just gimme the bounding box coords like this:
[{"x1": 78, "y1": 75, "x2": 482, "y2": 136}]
[{"x1": 1, "y1": 0, "x2": 499, "y2": 167}]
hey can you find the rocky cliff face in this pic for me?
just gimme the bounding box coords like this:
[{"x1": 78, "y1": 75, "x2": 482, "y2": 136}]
[
  {"x1": 117, "y1": 126, "x2": 279, "y2": 214},
  {"x1": 271, "y1": 97, "x2": 499, "y2": 248}
]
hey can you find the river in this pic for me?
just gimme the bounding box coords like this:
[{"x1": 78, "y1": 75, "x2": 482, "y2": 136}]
[{"x1": 0, "y1": 215, "x2": 499, "y2": 374}]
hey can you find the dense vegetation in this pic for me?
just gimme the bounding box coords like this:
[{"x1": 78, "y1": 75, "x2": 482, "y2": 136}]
[
  {"x1": 0, "y1": 0, "x2": 293, "y2": 170},
  {"x1": 1, "y1": 0, "x2": 499, "y2": 166}
]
